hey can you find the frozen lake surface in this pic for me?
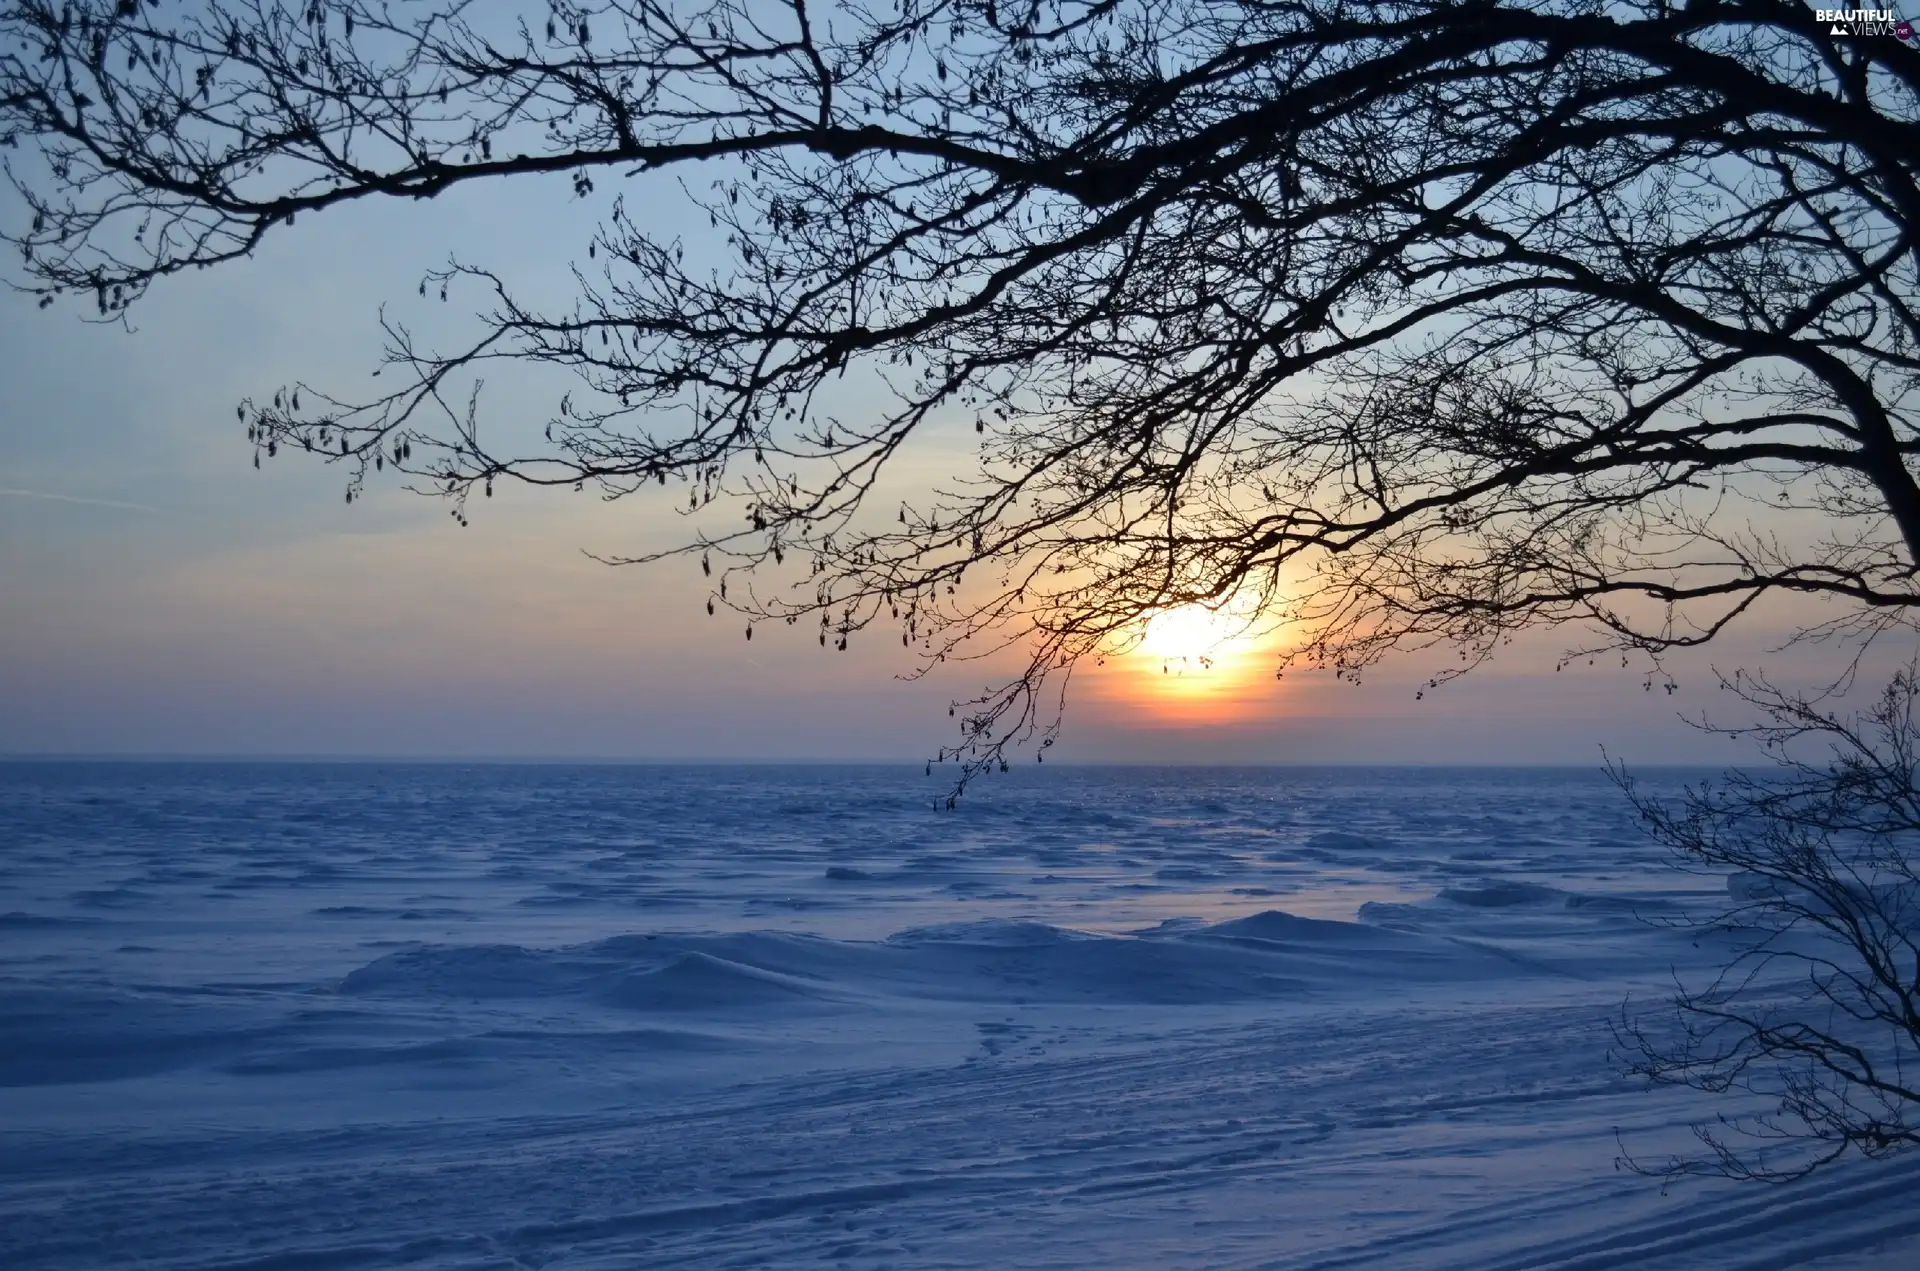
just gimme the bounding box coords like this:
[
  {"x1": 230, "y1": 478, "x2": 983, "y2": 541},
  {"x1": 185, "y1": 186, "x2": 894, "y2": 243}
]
[{"x1": 2, "y1": 762, "x2": 1916, "y2": 1269}]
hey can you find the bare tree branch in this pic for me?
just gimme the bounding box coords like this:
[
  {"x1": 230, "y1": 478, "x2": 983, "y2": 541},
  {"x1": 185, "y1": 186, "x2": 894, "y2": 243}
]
[
  {"x1": 1614, "y1": 665, "x2": 1920, "y2": 1181},
  {"x1": 4, "y1": 0, "x2": 1918, "y2": 788}
]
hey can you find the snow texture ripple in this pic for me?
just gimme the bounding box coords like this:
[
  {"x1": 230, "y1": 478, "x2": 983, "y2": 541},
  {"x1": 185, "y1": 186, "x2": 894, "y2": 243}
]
[{"x1": 0, "y1": 763, "x2": 1914, "y2": 1269}]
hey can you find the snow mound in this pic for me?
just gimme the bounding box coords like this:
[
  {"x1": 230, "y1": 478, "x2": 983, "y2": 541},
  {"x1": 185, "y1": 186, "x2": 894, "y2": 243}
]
[
  {"x1": 1302, "y1": 830, "x2": 1396, "y2": 853},
  {"x1": 1202, "y1": 909, "x2": 1388, "y2": 943},
  {"x1": 887, "y1": 919, "x2": 1094, "y2": 947},
  {"x1": 0, "y1": 911, "x2": 96, "y2": 928},
  {"x1": 1437, "y1": 881, "x2": 1564, "y2": 908},
  {"x1": 1726, "y1": 870, "x2": 1790, "y2": 902},
  {"x1": 339, "y1": 945, "x2": 604, "y2": 999},
  {"x1": 0, "y1": 987, "x2": 263, "y2": 1086},
  {"x1": 1560, "y1": 892, "x2": 1678, "y2": 913},
  {"x1": 600, "y1": 952, "x2": 837, "y2": 1012}
]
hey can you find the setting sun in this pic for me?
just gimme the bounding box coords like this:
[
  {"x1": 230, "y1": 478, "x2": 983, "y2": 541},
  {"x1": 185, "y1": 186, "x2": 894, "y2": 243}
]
[
  {"x1": 1136, "y1": 603, "x2": 1258, "y2": 669},
  {"x1": 1098, "y1": 600, "x2": 1283, "y2": 722}
]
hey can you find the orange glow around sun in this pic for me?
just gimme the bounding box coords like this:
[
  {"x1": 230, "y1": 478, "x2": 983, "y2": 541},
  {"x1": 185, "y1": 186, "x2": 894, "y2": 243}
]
[
  {"x1": 1136, "y1": 604, "x2": 1253, "y2": 666},
  {"x1": 1101, "y1": 602, "x2": 1278, "y2": 721}
]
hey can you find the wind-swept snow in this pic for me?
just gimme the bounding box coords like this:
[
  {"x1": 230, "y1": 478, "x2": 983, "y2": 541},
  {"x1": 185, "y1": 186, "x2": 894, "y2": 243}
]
[{"x1": 1, "y1": 763, "x2": 1913, "y2": 1268}]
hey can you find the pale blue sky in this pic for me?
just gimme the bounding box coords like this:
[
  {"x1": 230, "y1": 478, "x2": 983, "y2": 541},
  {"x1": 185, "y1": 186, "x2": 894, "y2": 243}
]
[{"x1": 0, "y1": 172, "x2": 1849, "y2": 765}]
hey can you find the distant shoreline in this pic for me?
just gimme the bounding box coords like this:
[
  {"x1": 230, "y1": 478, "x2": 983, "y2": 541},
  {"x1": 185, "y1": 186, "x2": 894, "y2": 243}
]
[{"x1": 0, "y1": 754, "x2": 1718, "y2": 770}]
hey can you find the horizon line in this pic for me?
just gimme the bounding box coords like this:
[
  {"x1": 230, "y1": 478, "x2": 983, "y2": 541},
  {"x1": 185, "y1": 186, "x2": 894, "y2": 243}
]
[{"x1": 0, "y1": 753, "x2": 1710, "y2": 769}]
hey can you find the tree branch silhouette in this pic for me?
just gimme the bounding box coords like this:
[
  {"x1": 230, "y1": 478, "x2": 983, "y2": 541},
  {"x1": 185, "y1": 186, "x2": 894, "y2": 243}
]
[
  {"x1": 5, "y1": 0, "x2": 1918, "y2": 788},
  {"x1": 1614, "y1": 666, "x2": 1920, "y2": 1181}
]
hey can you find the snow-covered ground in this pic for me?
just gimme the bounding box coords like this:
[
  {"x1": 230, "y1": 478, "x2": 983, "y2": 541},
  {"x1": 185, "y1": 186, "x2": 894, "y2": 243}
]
[{"x1": 2, "y1": 763, "x2": 1915, "y2": 1269}]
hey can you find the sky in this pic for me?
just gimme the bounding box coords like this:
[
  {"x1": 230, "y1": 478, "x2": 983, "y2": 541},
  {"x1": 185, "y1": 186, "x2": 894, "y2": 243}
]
[{"x1": 0, "y1": 171, "x2": 1863, "y2": 766}]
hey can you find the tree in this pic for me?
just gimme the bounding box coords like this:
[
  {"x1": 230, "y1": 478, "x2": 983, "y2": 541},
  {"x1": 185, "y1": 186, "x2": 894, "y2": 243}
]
[
  {"x1": 2, "y1": 0, "x2": 1916, "y2": 768},
  {"x1": 1613, "y1": 666, "x2": 1920, "y2": 1182},
  {"x1": 7, "y1": 0, "x2": 1920, "y2": 1177}
]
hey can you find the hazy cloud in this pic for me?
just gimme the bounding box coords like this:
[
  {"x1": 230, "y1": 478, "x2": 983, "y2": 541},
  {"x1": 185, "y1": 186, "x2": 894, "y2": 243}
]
[{"x1": 0, "y1": 486, "x2": 161, "y2": 514}]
